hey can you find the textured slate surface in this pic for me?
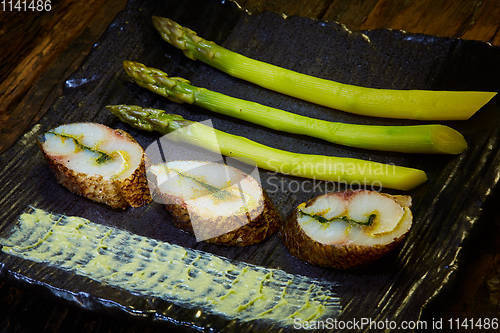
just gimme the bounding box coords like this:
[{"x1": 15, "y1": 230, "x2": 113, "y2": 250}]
[{"x1": 0, "y1": 0, "x2": 498, "y2": 331}]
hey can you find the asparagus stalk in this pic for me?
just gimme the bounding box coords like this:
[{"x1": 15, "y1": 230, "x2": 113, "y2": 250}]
[
  {"x1": 152, "y1": 16, "x2": 496, "y2": 121},
  {"x1": 123, "y1": 61, "x2": 467, "y2": 154},
  {"x1": 107, "y1": 105, "x2": 428, "y2": 191}
]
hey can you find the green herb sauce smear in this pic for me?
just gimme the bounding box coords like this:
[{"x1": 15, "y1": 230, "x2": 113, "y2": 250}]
[{"x1": 0, "y1": 208, "x2": 341, "y2": 325}]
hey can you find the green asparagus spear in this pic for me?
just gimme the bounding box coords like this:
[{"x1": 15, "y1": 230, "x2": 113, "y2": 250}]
[
  {"x1": 107, "y1": 105, "x2": 428, "y2": 191},
  {"x1": 123, "y1": 61, "x2": 467, "y2": 154},
  {"x1": 152, "y1": 16, "x2": 496, "y2": 121}
]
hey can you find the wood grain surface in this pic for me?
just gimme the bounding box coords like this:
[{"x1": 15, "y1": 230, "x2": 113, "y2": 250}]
[
  {"x1": 0, "y1": 0, "x2": 110, "y2": 149},
  {"x1": 0, "y1": 0, "x2": 499, "y2": 331}
]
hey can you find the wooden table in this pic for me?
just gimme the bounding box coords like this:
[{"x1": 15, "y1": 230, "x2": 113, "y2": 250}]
[{"x1": 1, "y1": 0, "x2": 499, "y2": 330}]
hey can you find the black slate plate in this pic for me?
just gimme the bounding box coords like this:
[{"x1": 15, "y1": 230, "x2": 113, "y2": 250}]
[{"x1": 0, "y1": 0, "x2": 499, "y2": 331}]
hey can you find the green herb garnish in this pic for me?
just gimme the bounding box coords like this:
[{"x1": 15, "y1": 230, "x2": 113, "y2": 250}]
[
  {"x1": 299, "y1": 211, "x2": 376, "y2": 226},
  {"x1": 170, "y1": 168, "x2": 232, "y2": 200},
  {"x1": 95, "y1": 153, "x2": 113, "y2": 164}
]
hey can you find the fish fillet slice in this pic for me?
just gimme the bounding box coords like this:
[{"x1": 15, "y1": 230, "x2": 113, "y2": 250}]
[
  {"x1": 149, "y1": 161, "x2": 281, "y2": 246},
  {"x1": 282, "y1": 190, "x2": 413, "y2": 268}
]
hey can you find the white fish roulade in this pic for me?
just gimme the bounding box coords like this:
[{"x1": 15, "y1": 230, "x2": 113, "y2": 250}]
[
  {"x1": 148, "y1": 161, "x2": 281, "y2": 246},
  {"x1": 39, "y1": 123, "x2": 151, "y2": 209}
]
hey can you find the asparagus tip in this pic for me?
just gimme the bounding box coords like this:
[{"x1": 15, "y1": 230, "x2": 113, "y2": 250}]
[
  {"x1": 122, "y1": 60, "x2": 155, "y2": 85},
  {"x1": 105, "y1": 104, "x2": 127, "y2": 119},
  {"x1": 151, "y1": 16, "x2": 202, "y2": 60},
  {"x1": 152, "y1": 15, "x2": 167, "y2": 25},
  {"x1": 151, "y1": 16, "x2": 176, "y2": 38}
]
